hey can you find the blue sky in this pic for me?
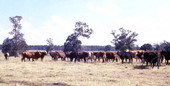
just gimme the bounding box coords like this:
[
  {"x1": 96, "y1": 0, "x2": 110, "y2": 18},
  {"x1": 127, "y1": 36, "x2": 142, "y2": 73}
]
[{"x1": 0, "y1": 0, "x2": 170, "y2": 46}]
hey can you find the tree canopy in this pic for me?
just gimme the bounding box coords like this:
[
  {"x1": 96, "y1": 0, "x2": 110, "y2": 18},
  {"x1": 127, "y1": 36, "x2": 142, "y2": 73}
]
[
  {"x1": 111, "y1": 28, "x2": 138, "y2": 52},
  {"x1": 159, "y1": 41, "x2": 170, "y2": 51},
  {"x1": 140, "y1": 43, "x2": 153, "y2": 50},
  {"x1": 63, "y1": 21, "x2": 93, "y2": 53},
  {"x1": 104, "y1": 45, "x2": 112, "y2": 51},
  {"x1": 2, "y1": 16, "x2": 27, "y2": 56}
]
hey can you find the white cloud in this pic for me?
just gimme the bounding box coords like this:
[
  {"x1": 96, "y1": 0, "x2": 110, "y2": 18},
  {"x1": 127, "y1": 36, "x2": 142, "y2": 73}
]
[
  {"x1": 157, "y1": 8, "x2": 170, "y2": 19},
  {"x1": 98, "y1": 3, "x2": 121, "y2": 17},
  {"x1": 20, "y1": 15, "x2": 75, "y2": 45},
  {"x1": 87, "y1": 2, "x2": 121, "y2": 17},
  {"x1": 0, "y1": 26, "x2": 9, "y2": 44},
  {"x1": 79, "y1": 23, "x2": 113, "y2": 46},
  {"x1": 87, "y1": 2, "x2": 95, "y2": 11}
]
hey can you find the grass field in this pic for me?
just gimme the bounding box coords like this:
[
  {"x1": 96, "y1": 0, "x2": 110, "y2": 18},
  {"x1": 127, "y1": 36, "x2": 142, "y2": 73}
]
[{"x1": 0, "y1": 52, "x2": 170, "y2": 86}]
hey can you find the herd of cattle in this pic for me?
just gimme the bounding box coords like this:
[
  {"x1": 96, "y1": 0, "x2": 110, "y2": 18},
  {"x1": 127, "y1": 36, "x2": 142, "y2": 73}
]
[{"x1": 3, "y1": 50, "x2": 170, "y2": 68}]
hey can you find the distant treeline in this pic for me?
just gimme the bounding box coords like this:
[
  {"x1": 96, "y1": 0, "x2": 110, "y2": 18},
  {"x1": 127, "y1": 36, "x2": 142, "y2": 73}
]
[{"x1": 0, "y1": 45, "x2": 115, "y2": 51}]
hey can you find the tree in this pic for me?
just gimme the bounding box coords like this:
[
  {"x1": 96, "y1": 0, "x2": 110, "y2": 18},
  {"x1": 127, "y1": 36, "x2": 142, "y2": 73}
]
[
  {"x1": 63, "y1": 21, "x2": 93, "y2": 53},
  {"x1": 159, "y1": 41, "x2": 170, "y2": 51},
  {"x1": 104, "y1": 45, "x2": 112, "y2": 51},
  {"x1": 111, "y1": 28, "x2": 138, "y2": 52},
  {"x1": 2, "y1": 16, "x2": 28, "y2": 56},
  {"x1": 140, "y1": 43, "x2": 153, "y2": 50},
  {"x1": 46, "y1": 38, "x2": 54, "y2": 53},
  {"x1": 153, "y1": 43, "x2": 161, "y2": 50}
]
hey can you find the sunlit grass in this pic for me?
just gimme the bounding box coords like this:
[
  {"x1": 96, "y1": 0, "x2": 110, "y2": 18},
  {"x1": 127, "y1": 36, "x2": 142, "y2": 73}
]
[{"x1": 0, "y1": 52, "x2": 170, "y2": 86}]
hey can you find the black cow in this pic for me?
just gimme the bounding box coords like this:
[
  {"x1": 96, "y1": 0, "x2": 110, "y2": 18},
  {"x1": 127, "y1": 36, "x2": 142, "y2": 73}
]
[
  {"x1": 143, "y1": 52, "x2": 160, "y2": 68},
  {"x1": 65, "y1": 51, "x2": 90, "y2": 63},
  {"x1": 4, "y1": 52, "x2": 9, "y2": 60},
  {"x1": 65, "y1": 52, "x2": 78, "y2": 62},
  {"x1": 161, "y1": 51, "x2": 170, "y2": 65},
  {"x1": 117, "y1": 51, "x2": 133, "y2": 63}
]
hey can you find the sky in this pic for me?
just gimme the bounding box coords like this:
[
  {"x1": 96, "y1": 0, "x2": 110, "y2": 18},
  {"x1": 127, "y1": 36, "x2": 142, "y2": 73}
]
[{"x1": 0, "y1": 0, "x2": 170, "y2": 46}]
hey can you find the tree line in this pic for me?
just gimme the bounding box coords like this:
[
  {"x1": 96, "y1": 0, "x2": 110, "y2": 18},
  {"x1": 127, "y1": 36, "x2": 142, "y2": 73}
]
[
  {"x1": 0, "y1": 45, "x2": 115, "y2": 51},
  {"x1": 1, "y1": 15, "x2": 170, "y2": 56}
]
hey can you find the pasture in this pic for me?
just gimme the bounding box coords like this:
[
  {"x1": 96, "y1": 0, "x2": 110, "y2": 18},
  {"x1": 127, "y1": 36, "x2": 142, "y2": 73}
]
[{"x1": 0, "y1": 52, "x2": 170, "y2": 86}]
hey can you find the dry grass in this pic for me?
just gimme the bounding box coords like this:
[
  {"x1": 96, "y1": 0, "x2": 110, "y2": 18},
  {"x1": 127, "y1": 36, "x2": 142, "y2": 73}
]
[{"x1": 0, "y1": 52, "x2": 170, "y2": 86}]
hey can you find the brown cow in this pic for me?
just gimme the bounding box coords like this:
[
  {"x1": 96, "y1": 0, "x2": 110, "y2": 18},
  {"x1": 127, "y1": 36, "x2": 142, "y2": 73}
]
[
  {"x1": 86, "y1": 51, "x2": 95, "y2": 62},
  {"x1": 34, "y1": 51, "x2": 47, "y2": 61},
  {"x1": 77, "y1": 51, "x2": 89, "y2": 62},
  {"x1": 21, "y1": 51, "x2": 47, "y2": 62},
  {"x1": 49, "y1": 51, "x2": 66, "y2": 61},
  {"x1": 93, "y1": 51, "x2": 106, "y2": 62},
  {"x1": 21, "y1": 52, "x2": 36, "y2": 62},
  {"x1": 57, "y1": 51, "x2": 66, "y2": 61},
  {"x1": 105, "y1": 51, "x2": 118, "y2": 62}
]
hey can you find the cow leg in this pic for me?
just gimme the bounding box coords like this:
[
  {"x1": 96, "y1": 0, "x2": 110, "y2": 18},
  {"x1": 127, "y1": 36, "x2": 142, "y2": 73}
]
[
  {"x1": 77, "y1": 58, "x2": 80, "y2": 62},
  {"x1": 105, "y1": 58, "x2": 108, "y2": 62},
  {"x1": 146, "y1": 62, "x2": 148, "y2": 66},
  {"x1": 21, "y1": 57, "x2": 25, "y2": 62},
  {"x1": 74, "y1": 57, "x2": 77, "y2": 63},
  {"x1": 102, "y1": 57, "x2": 105, "y2": 63},
  {"x1": 5, "y1": 56, "x2": 8, "y2": 60},
  {"x1": 157, "y1": 62, "x2": 160, "y2": 69},
  {"x1": 70, "y1": 58, "x2": 73, "y2": 62},
  {"x1": 88, "y1": 56, "x2": 92, "y2": 63},
  {"x1": 121, "y1": 58, "x2": 124, "y2": 64},
  {"x1": 63, "y1": 57, "x2": 66, "y2": 61},
  {"x1": 116, "y1": 57, "x2": 118, "y2": 62},
  {"x1": 128, "y1": 58, "x2": 131, "y2": 63},
  {"x1": 167, "y1": 60, "x2": 169, "y2": 65},
  {"x1": 41, "y1": 57, "x2": 43, "y2": 61},
  {"x1": 94, "y1": 56, "x2": 96, "y2": 62},
  {"x1": 161, "y1": 56, "x2": 164, "y2": 63},
  {"x1": 131, "y1": 58, "x2": 133, "y2": 63},
  {"x1": 84, "y1": 57, "x2": 87, "y2": 63},
  {"x1": 54, "y1": 56, "x2": 58, "y2": 61},
  {"x1": 125, "y1": 58, "x2": 127, "y2": 63},
  {"x1": 90, "y1": 58, "x2": 93, "y2": 63},
  {"x1": 98, "y1": 57, "x2": 100, "y2": 62},
  {"x1": 32, "y1": 58, "x2": 34, "y2": 61},
  {"x1": 152, "y1": 63, "x2": 154, "y2": 68}
]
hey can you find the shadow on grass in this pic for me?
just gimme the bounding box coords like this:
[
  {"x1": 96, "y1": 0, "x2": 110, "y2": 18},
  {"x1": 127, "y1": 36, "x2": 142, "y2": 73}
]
[
  {"x1": 52, "y1": 82, "x2": 71, "y2": 86},
  {"x1": 6, "y1": 81, "x2": 71, "y2": 86},
  {"x1": 133, "y1": 65, "x2": 149, "y2": 69}
]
